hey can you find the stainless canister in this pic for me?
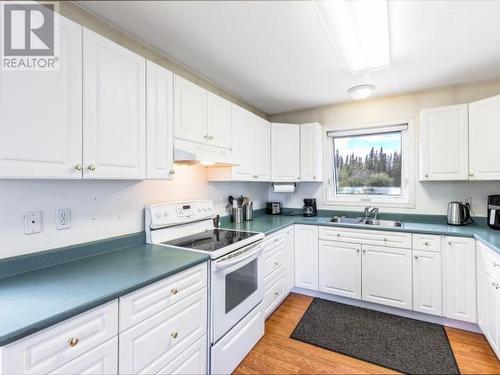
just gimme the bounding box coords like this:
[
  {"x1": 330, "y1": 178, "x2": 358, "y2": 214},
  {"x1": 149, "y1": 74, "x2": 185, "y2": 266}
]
[
  {"x1": 231, "y1": 207, "x2": 243, "y2": 223},
  {"x1": 244, "y1": 201, "x2": 253, "y2": 221}
]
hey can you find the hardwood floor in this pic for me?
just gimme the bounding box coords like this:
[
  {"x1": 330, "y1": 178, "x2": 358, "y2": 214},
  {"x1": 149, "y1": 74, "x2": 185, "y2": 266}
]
[{"x1": 234, "y1": 293, "x2": 500, "y2": 374}]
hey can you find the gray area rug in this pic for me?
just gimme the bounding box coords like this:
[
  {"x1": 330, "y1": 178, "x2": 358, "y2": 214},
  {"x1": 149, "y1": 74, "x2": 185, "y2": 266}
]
[{"x1": 290, "y1": 298, "x2": 459, "y2": 374}]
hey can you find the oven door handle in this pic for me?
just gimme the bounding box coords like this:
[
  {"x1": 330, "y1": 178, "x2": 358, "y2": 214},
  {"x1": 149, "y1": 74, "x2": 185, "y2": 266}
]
[{"x1": 214, "y1": 243, "x2": 263, "y2": 270}]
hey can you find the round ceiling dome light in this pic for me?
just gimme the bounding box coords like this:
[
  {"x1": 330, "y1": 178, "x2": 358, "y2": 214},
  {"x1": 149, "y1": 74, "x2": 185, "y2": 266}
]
[{"x1": 348, "y1": 84, "x2": 375, "y2": 100}]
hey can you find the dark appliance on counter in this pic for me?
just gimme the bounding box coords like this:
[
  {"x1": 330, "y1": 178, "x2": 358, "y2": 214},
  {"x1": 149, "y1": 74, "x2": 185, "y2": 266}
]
[
  {"x1": 488, "y1": 195, "x2": 500, "y2": 230},
  {"x1": 447, "y1": 201, "x2": 472, "y2": 226},
  {"x1": 266, "y1": 202, "x2": 282, "y2": 215},
  {"x1": 303, "y1": 198, "x2": 318, "y2": 217}
]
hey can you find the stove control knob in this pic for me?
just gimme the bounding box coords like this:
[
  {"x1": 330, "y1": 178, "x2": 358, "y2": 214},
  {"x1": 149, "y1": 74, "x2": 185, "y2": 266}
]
[
  {"x1": 163, "y1": 211, "x2": 169, "y2": 217},
  {"x1": 155, "y1": 211, "x2": 162, "y2": 218},
  {"x1": 198, "y1": 208, "x2": 202, "y2": 213}
]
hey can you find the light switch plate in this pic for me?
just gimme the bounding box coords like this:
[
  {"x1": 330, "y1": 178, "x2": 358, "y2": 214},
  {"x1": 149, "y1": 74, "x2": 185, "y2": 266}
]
[
  {"x1": 24, "y1": 211, "x2": 42, "y2": 234},
  {"x1": 55, "y1": 208, "x2": 71, "y2": 230}
]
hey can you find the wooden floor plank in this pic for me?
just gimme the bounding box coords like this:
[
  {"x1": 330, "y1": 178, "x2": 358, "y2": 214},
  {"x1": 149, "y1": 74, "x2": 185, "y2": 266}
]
[{"x1": 234, "y1": 293, "x2": 500, "y2": 374}]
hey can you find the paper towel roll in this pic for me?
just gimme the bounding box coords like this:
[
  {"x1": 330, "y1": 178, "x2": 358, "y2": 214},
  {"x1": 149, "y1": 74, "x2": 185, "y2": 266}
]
[{"x1": 272, "y1": 183, "x2": 296, "y2": 193}]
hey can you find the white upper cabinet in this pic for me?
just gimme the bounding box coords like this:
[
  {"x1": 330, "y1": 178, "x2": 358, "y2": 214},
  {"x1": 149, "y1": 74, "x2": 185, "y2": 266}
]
[
  {"x1": 83, "y1": 29, "x2": 146, "y2": 179},
  {"x1": 271, "y1": 123, "x2": 300, "y2": 182},
  {"x1": 0, "y1": 16, "x2": 83, "y2": 179},
  {"x1": 469, "y1": 94, "x2": 500, "y2": 180},
  {"x1": 208, "y1": 105, "x2": 270, "y2": 181},
  {"x1": 173, "y1": 75, "x2": 207, "y2": 145},
  {"x1": 207, "y1": 92, "x2": 232, "y2": 149},
  {"x1": 300, "y1": 123, "x2": 323, "y2": 182},
  {"x1": 146, "y1": 61, "x2": 174, "y2": 179},
  {"x1": 443, "y1": 236, "x2": 477, "y2": 323},
  {"x1": 419, "y1": 104, "x2": 469, "y2": 181}
]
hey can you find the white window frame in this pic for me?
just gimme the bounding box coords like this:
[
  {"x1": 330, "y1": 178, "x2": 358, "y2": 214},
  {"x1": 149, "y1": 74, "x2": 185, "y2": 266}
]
[{"x1": 323, "y1": 119, "x2": 415, "y2": 208}]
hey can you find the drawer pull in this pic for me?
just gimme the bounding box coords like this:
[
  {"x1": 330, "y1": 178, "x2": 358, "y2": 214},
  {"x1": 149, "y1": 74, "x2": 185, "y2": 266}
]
[
  {"x1": 68, "y1": 337, "x2": 79, "y2": 347},
  {"x1": 383, "y1": 238, "x2": 387, "y2": 242},
  {"x1": 274, "y1": 291, "x2": 279, "y2": 297},
  {"x1": 424, "y1": 241, "x2": 430, "y2": 246},
  {"x1": 362, "y1": 249, "x2": 366, "y2": 254},
  {"x1": 171, "y1": 288, "x2": 179, "y2": 295},
  {"x1": 448, "y1": 242, "x2": 453, "y2": 246},
  {"x1": 493, "y1": 262, "x2": 500, "y2": 268},
  {"x1": 274, "y1": 262, "x2": 279, "y2": 267},
  {"x1": 414, "y1": 255, "x2": 419, "y2": 260},
  {"x1": 337, "y1": 233, "x2": 340, "y2": 237},
  {"x1": 171, "y1": 332, "x2": 179, "y2": 339},
  {"x1": 356, "y1": 249, "x2": 360, "y2": 253}
]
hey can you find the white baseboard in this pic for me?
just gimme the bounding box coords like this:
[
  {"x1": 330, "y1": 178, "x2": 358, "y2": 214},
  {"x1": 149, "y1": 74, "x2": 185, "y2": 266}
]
[{"x1": 292, "y1": 287, "x2": 482, "y2": 334}]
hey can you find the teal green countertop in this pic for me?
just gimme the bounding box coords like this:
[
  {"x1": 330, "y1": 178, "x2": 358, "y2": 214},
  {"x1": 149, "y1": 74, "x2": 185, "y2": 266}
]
[
  {"x1": 220, "y1": 214, "x2": 500, "y2": 254},
  {"x1": 0, "y1": 241, "x2": 208, "y2": 346}
]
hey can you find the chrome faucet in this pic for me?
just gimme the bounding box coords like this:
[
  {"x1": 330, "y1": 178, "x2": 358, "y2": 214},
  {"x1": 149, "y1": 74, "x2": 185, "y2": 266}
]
[{"x1": 363, "y1": 206, "x2": 379, "y2": 220}]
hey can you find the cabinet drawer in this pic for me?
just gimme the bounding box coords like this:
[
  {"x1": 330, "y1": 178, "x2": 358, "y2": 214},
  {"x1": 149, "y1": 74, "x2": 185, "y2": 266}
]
[
  {"x1": 119, "y1": 263, "x2": 207, "y2": 332},
  {"x1": 264, "y1": 242, "x2": 286, "y2": 286},
  {"x1": 157, "y1": 335, "x2": 207, "y2": 375},
  {"x1": 263, "y1": 273, "x2": 286, "y2": 318},
  {"x1": 119, "y1": 288, "x2": 207, "y2": 374},
  {"x1": 262, "y1": 230, "x2": 286, "y2": 250},
  {"x1": 50, "y1": 337, "x2": 118, "y2": 375},
  {"x1": 412, "y1": 233, "x2": 442, "y2": 252},
  {"x1": 2, "y1": 301, "x2": 118, "y2": 375},
  {"x1": 319, "y1": 226, "x2": 412, "y2": 249}
]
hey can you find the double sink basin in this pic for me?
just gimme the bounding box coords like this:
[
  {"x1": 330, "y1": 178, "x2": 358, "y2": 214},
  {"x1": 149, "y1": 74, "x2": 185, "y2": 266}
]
[{"x1": 329, "y1": 216, "x2": 404, "y2": 228}]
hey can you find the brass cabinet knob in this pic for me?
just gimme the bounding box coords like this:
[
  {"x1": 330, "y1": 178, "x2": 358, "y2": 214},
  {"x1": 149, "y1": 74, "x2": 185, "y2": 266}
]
[
  {"x1": 356, "y1": 249, "x2": 360, "y2": 253},
  {"x1": 170, "y1": 288, "x2": 178, "y2": 295},
  {"x1": 313, "y1": 176, "x2": 317, "y2": 179},
  {"x1": 87, "y1": 164, "x2": 96, "y2": 171},
  {"x1": 448, "y1": 242, "x2": 453, "y2": 246},
  {"x1": 274, "y1": 291, "x2": 279, "y2": 297},
  {"x1": 424, "y1": 241, "x2": 430, "y2": 246},
  {"x1": 171, "y1": 332, "x2": 178, "y2": 339},
  {"x1": 274, "y1": 262, "x2": 279, "y2": 268},
  {"x1": 414, "y1": 255, "x2": 419, "y2": 260},
  {"x1": 425, "y1": 174, "x2": 429, "y2": 178},
  {"x1": 469, "y1": 173, "x2": 474, "y2": 177},
  {"x1": 68, "y1": 337, "x2": 79, "y2": 347},
  {"x1": 493, "y1": 262, "x2": 500, "y2": 268},
  {"x1": 383, "y1": 238, "x2": 388, "y2": 242},
  {"x1": 169, "y1": 169, "x2": 175, "y2": 175},
  {"x1": 362, "y1": 249, "x2": 367, "y2": 254},
  {"x1": 74, "y1": 163, "x2": 83, "y2": 171}
]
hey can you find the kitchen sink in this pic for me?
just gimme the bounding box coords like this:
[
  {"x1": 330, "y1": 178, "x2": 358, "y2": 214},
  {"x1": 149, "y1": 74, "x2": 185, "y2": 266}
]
[{"x1": 329, "y1": 216, "x2": 404, "y2": 228}]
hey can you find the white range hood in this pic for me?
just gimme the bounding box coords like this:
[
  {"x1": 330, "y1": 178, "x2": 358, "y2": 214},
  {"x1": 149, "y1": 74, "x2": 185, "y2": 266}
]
[{"x1": 174, "y1": 139, "x2": 239, "y2": 167}]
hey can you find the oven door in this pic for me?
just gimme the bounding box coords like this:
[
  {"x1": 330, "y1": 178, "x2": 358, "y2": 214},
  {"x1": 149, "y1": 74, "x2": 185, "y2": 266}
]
[{"x1": 211, "y1": 241, "x2": 264, "y2": 343}]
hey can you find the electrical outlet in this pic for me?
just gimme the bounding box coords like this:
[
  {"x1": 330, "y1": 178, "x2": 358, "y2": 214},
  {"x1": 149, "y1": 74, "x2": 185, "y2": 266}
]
[
  {"x1": 24, "y1": 211, "x2": 42, "y2": 235},
  {"x1": 55, "y1": 208, "x2": 71, "y2": 230}
]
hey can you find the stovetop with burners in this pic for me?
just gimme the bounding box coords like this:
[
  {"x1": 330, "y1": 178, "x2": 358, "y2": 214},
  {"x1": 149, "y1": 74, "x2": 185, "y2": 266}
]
[{"x1": 162, "y1": 229, "x2": 258, "y2": 252}]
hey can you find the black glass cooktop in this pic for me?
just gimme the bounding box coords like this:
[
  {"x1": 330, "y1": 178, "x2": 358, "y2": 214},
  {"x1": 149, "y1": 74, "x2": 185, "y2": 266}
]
[{"x1": 163, "y1": 229, "x2": 256, "y2": 252}]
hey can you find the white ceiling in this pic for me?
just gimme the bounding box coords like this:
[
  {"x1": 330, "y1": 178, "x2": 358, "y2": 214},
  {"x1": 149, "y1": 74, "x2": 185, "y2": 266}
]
[{"x1": 78, "y1": 0, "x2": 500, "y2": 114}]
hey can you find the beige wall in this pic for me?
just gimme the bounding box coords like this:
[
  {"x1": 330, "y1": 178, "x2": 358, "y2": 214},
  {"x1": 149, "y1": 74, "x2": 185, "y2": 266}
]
[
  {"x1": 269, "y1": 80, "x2": 500, "y2": 216},
  {"x1": 60, "y1": 1, "x2": 268, "y2": 120}
]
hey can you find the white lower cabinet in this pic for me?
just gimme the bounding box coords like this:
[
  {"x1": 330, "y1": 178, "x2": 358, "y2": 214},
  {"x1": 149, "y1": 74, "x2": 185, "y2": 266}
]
[
  {"x1": 119, "y1": 288, "x2": 207, "y2": 374},
  {"x1": 413, "y1": 250, "x2": 442, "y2": 316},
  {"x1": 50, "y1": 338, "x2": 118, "y2": 375},
  {"x1": 294, "y1": 225, "x2": 319, "y2": 290},
  {"x1": 443, "y1": 236, "x2": 477, "y2": 323},
  {"x1": 262, "y1": 227, "x2": 295, "y2": 318},
  {"x1": 157, "y1": 336, "x2": 207, "y2": 375},
  {"x1": 0, "y1": 302, "x2": 118, "y2": 375},
  {"x1": 319, "y1": 240, "x2": 361, "y2": 299},
  {"x1": 362, "y1": 245, "x2": 412, "y2": 310},
  {"x1": 477, "y1": 241, "x2": 500, "y2": 359}
]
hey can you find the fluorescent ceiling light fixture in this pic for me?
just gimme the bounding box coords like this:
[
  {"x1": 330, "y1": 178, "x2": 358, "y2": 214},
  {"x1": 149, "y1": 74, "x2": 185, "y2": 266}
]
[
  {"x1": 348, "y1": 84, "x2": 375, "y2": 100},
  {"x1": 313, "y1": 0, "x2": 391, "y2": 74}
]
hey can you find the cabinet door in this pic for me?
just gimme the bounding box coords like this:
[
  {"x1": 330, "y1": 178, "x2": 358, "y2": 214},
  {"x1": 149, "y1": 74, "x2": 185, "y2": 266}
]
[
  {"x1": 477, "y1": 242, "x2": 487, "y2": 331},
  {"x1": 362, "y1": 245, "x2": 412, "y2": 310},
  {"x1": 294, "y1": 225, "x2": 318, "y2": 290},
  {"x1": 485, "y1": 273, "x2": 500, "y2": 356},
  {"x1": 50, "y1": 337, "x2": 118, "y2": 375},
  {"x1": 231, "y1": 105, "x2": 255, "y2": 180},
  {"x1": 443, "y1": 236, "x2": 477, "y2": 322},
  {"x1": 319, "y1": 240, "x2": 361, "y2": 299},
  {"x1": 284, "y1": 227, "x2": 295, "y2": 293},
  {"x1": 157, "y1": 336, "x2": 207, "y2": 375},
  {"x1": 253, "y1": 115, "x2": 271, "y2": 180},
  {"x1": 271, "y1": 123, "x2": 300, "y2": 182},
  {"x1": 469, "y1": 94, "x2": 500, "y2": 180},
  {"x1": 0, "y1": 15, "x2": 82, "y2": 179},
  {"x1": 207, "y1": 93, "x2": 232, "y2": 149},
  {"x1": 146, "y1": 61, "x2": 174, "y2": 179},
  {"x1": 173, "y1": 75, "x2": 207, "y2": 144},
  {"x1": 419, "y1": 105, "x2": 469, "y2": 181},
  {"x1": 413, "y1": 250, "x2": 442, "y2": 316},
  {"x1": 83, "y1": 29, "x2": 146, "y2": 179},
  {"x1": 300, "y1": 123, "x2": 323, "y2": 182}
]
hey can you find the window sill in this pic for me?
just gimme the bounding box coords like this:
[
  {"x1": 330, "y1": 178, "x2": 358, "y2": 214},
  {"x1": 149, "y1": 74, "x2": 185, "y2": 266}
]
[{"x1": 322, "y1": 199, "x2": 415, "y2": 209}]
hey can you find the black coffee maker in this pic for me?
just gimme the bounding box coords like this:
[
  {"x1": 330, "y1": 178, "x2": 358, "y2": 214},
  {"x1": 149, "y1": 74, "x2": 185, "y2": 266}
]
[
  {"x1": 303, "y1": 198, "x2": 317, "y2": 217},
  {"x1": 488, "y1": 195, "x2": 500, "y2": 230}
]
